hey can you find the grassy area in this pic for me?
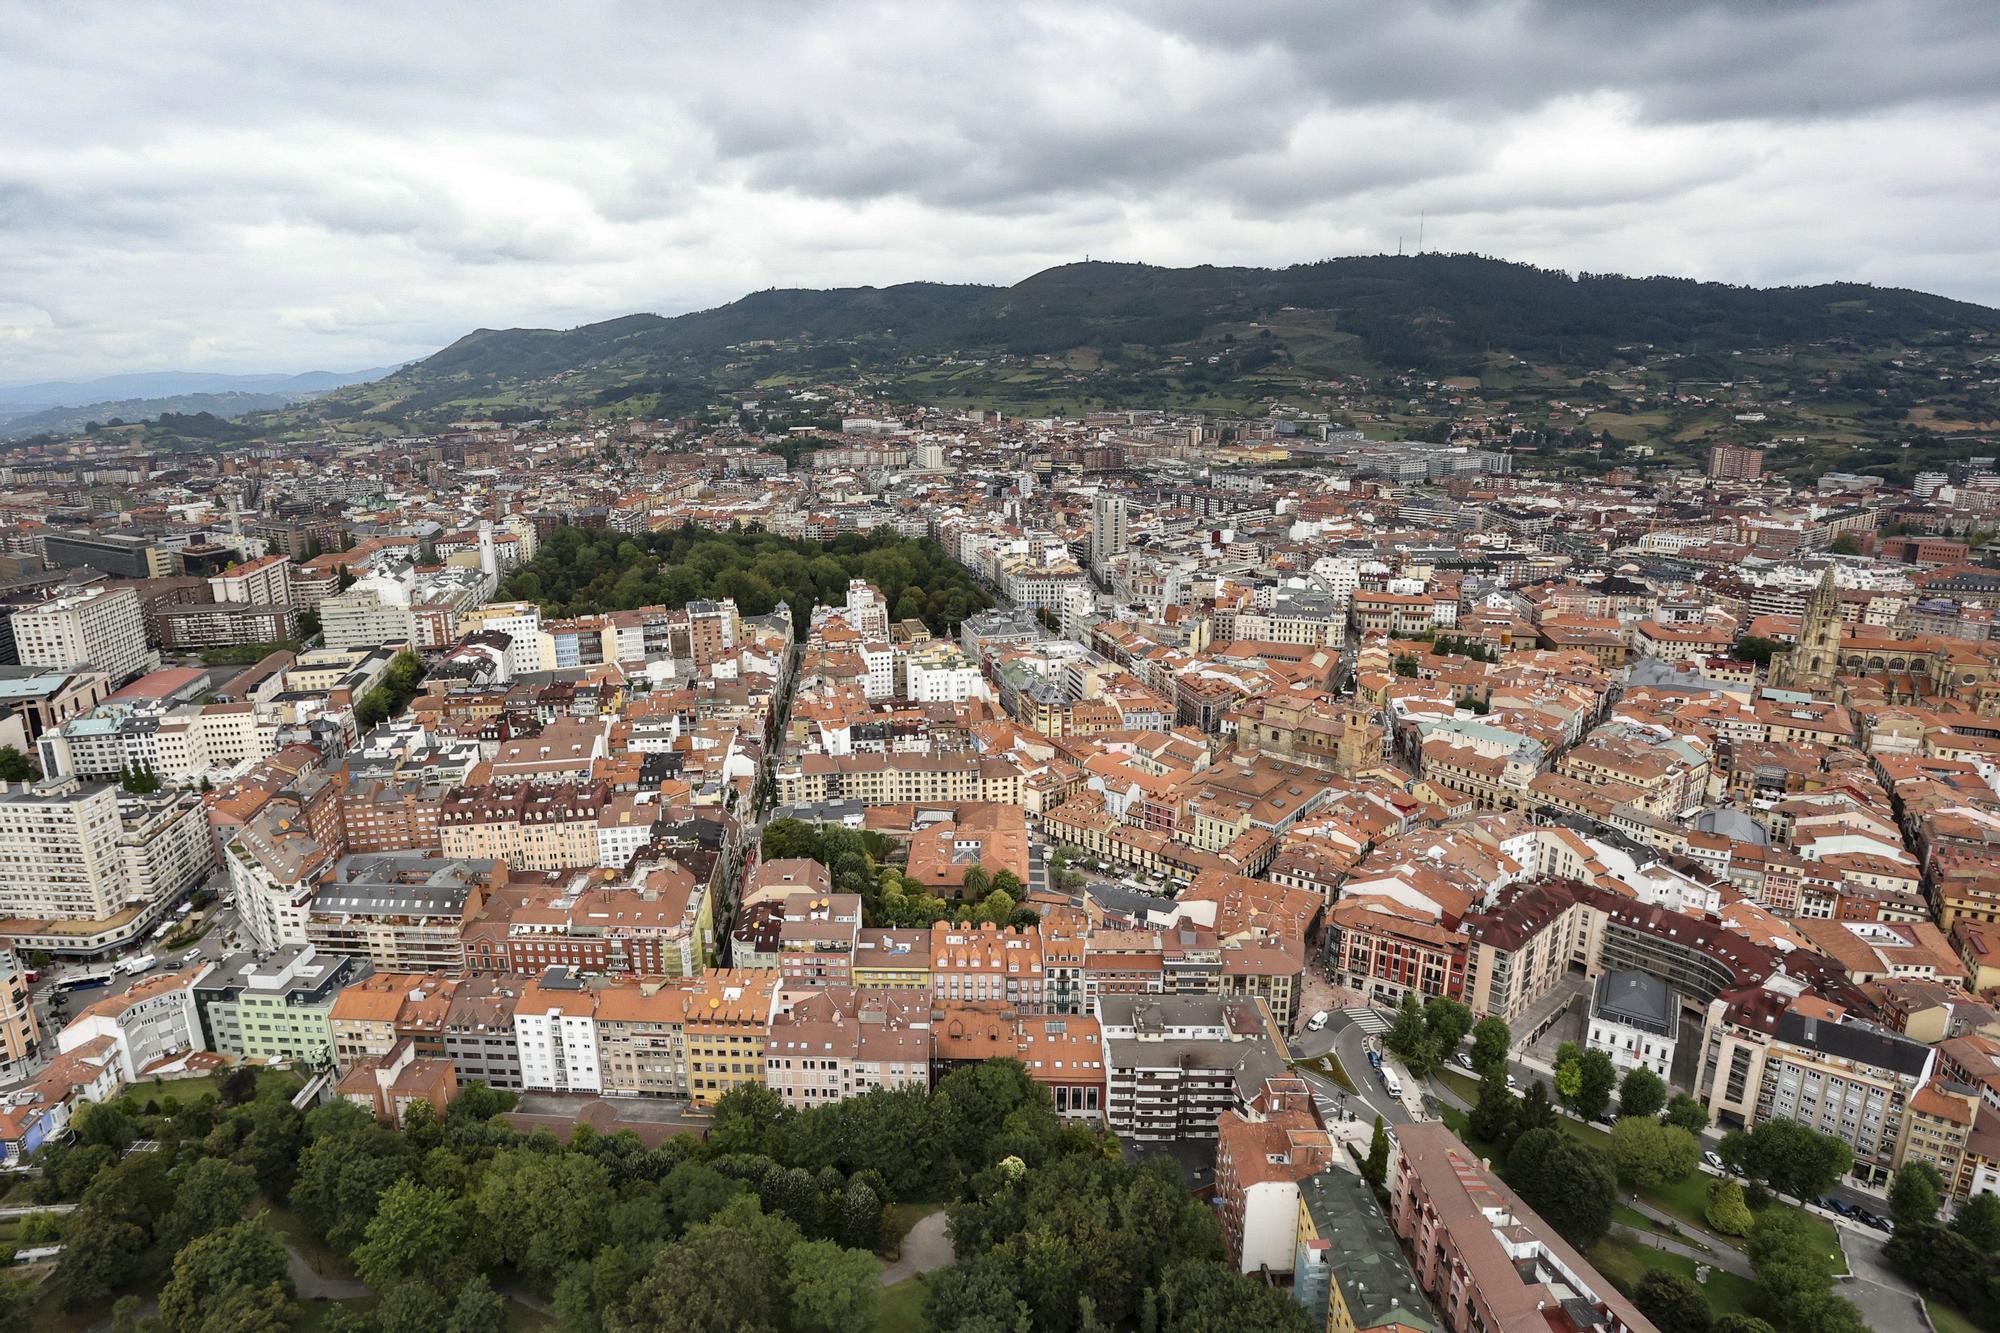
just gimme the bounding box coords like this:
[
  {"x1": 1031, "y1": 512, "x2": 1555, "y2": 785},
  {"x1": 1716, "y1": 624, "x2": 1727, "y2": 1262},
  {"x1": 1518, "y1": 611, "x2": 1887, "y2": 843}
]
[
  {"x1": 115, "y1": 1068, "x2": 303, "y2": 1110},
  {"x1": 1630, "y1": 1172, "x2": 1844, "y2": 1275},
  {"x1": 872, "y1": 1276, "x2": 927, "y2": 1332},
  {"x1": 1435, "y1": 1068, "x2": 1481, "y2": 1105},
  {"x1": 1588, "y1": 1233, "x2": 1761, "y2": 1319},
  {"x1": 1929, "y1": 1300, "x2": 1982, "y2": 1333},
  {"x1": 1432, "y1": 1111, "x2": 1845, "y2": 1277},
  {"x1": 1292, "y1": 1053, "x2": 1356, "y2": 1093}
]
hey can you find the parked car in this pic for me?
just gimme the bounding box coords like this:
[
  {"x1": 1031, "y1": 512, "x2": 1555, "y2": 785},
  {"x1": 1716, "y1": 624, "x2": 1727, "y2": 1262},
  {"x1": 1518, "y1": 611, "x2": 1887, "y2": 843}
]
[
  {"x1": 1505, "y1": 1073, "x2": 1518, "y2": 1089},
  {"x1": 1455, "y1": 1053, "x2": 1475, "y2": 1071},
  {"x1": 1704, "y1": 1152, "x2": 1726, "y2": 1172},
  {"x1": 1829, "y1": 1199, "x2": 1855, "y2": 1217},
  {"x1": 1368, "y1": 1050, "x2": 1382, "y2": 1069}
]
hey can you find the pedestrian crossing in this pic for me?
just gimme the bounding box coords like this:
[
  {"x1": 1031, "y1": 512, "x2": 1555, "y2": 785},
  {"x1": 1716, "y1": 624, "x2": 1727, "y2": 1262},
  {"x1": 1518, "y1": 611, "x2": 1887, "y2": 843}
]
[{"x1": 1343, "y1": 1006, "x2": 1392, "y2": 1036}]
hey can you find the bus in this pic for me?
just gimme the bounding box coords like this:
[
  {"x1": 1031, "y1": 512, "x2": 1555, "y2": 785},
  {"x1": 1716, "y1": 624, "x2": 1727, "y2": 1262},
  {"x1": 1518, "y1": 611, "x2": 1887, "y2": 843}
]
[{"x1": 54, "y1": 966, "x2": 116, "y2": 993}]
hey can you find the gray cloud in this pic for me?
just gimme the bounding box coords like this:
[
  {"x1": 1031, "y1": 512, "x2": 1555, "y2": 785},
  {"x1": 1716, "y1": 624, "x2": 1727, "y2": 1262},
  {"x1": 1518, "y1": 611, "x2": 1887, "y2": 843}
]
[{"x1": 0, "y1": 0, "x2": 1995, "y2": 381}]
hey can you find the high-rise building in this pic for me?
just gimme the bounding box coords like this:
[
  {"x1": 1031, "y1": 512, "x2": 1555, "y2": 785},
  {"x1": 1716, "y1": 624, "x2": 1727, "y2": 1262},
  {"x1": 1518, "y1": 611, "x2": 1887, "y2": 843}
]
[
  {"x1": 1090, "y1": 492, "x2": 1129, "y2": 578},
  {"x1": 10, "y1": 586, "x2": 150, "y2": 682},
  {"x1": 1707, "y1": 442, "x2": 1767, "y2": 481},
  {"x1": 0, "y1": 778, "x2": 126, "y2": 921},
  {"x1": 0, "y1": 780, "x2": 209, "y2": 948}
]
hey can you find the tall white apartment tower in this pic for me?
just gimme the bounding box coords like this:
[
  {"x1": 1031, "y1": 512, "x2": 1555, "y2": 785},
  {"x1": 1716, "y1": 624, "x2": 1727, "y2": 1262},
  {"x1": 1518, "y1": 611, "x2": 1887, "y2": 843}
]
[
  {"x1": 10, "y1": 585, "x2": 150, "y2": 683},
  {"x1": 1090, "y1": 492, "x2": 1129, "y2": 580}
]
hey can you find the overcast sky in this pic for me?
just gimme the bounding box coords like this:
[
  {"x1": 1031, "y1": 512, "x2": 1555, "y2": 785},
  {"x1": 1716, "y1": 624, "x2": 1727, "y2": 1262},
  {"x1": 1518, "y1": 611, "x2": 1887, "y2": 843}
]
[{"x1": 4, "y1": 0, "x2": 1996, "y2": 383}]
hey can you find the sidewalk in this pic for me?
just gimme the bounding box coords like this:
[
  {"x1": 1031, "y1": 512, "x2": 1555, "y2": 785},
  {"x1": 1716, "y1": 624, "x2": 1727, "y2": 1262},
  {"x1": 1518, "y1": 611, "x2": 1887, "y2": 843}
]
[
  {"x1": 1620, "y1": 1195, "x2": 1754, "y2": 1278},
  {"x1": 1611, "y1": 1220, "x2": 1754, "y2": 1280}
]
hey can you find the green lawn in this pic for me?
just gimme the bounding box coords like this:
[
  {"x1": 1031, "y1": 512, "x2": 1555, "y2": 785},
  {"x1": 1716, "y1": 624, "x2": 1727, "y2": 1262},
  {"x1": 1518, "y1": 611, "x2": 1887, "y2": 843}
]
[
  {"x1": 1929, "y1": 1300, "x2": 1982, "y2": 1333},
  {"x1": 116, "y1": 1068, "x2": 303, "y2": 1110},
  {"x1": 1435, "y1": 1068, "x2": 1480, "y2": 1105},
  {"x1": 872, "y1": 1276, "x2": 927, "y2": 1332},
  {"x1": 1432, "y1": 1112, "x2": 1845, "y2": 1277},
  {"x1": 1588, "y1": 1233, "x2": 1761, "y2": 1319},
  {"x1": 1629, "y1": 1173, "x2": 1843, "y2": 1275},
  {"x1": 1292, "y1": 1053, "x2": 1356, "y2": 1093}
]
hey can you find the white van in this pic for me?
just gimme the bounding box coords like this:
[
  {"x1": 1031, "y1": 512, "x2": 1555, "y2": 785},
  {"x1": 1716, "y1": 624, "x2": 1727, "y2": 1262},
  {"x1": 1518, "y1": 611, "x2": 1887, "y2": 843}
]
[
  {"x1": 1381, "y1": 1071, "x2": 1403, "y2": 1099},
  {"x1": 1306, "y1": 1010, "x2": 1330, "y2": 1032}
]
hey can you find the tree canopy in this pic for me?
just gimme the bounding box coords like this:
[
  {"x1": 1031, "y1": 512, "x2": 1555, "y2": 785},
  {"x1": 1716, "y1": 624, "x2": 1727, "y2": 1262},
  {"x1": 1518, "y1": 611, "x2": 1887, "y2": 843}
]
[{"x1": 498, "y1": 523, "x2": 992, "y2": 634}]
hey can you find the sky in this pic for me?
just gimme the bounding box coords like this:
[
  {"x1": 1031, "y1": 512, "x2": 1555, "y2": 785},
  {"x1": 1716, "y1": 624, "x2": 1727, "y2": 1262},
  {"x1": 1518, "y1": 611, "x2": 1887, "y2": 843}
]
[{"x1": 3, "y1": 0, "x2": 1997, "y2": 383}]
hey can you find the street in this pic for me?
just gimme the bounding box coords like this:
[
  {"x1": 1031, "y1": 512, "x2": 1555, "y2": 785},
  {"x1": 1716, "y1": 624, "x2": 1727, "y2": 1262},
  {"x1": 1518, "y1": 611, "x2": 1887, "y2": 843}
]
[{"x1": 6, "y1": 871, "x2": 244, "y2": 1093}]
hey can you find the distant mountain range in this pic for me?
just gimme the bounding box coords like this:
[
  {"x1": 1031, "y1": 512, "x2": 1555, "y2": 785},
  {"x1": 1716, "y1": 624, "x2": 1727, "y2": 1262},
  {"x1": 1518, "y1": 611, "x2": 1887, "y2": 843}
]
[
  {"x1": 0, "y1": 366, "x2": 399, "y2": 438},
  {"x1": 275, "y1": 254, "x2": 1999, "y2": 430}
]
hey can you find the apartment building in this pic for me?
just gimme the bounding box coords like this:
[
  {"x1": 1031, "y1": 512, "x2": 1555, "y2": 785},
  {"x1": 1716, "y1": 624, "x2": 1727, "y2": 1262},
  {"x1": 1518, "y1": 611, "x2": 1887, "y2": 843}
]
[
  {"x1": 852, "y1": 928, "x2": 932, "y2": 989},
  {"x1": 56, "y1": 965, "x2": 208, "y2": 1083},
  {"x1": 328, "y1": 971, "x2": 458, "y2": 1074},
  {"x1": 764, "y1": 987, "x2": 932, "y2": 1110},
  {"x1": 228, "y1": 795, "x2": 336, "y2": 952},
  {"x1": 485, "y1": 859, "x2": 711, "y2": 979},
  {"x1": 11, "y1": 585, "x2": 150, "y2": 682},
  {"x1": 443, "y1": 973, "x2": 525, "y2": 1090},
  {"x1": 194, "y1": 947, "x2": 371, "y2": 1066},
  {"x1": 1697, "y1": 990, "x2": 1935, "y2": 1186},
  {"x1": 930, "y1": 1005, "x2": 1106, "y2": 1118},
  {"x1": 594, "y1": 980, "x2": 691, "y2": 1098},
  {"x1": 0, "y1": 950, "x2": 38, "y2": 1080},
  {"x1": 1100, "y1": 993, "x2": 1287, "y2": 1144},
  {"x1": 775, "y1": 751, "x2": 1025, "y2": 808},
  {"x1": 306, "y1": 855, "x2": 493, "y2": 973},
  {"x1": 778, "y1": 892, "x2": 861, "y2": 988},
  {"x1": 931, "y1": 921, "x2": 1045, "y2": 1010},
  {"x1": 1213, "y1": 1077, "x2": 1337, "y2": 1275},
  {"x1": 208, "y1": 555, "x2": 292, "y2": 607},
  {"x1": 156, "y1": 601, "x2": 298, "y2": 651},
  {"x1": 0, "y1": 780, "x2": 208, "y2": 951},
  {"x1": 515, "y1": 969, "x2": 603, "y2": 1093},
  {"x1": 681, "y1": 969, "x2": 782, "y2": 1109},
  {"x1": 1293, "y1": 1166, "x2": 1435, "y2": 1333},
  {"x1": 1386, "y1": 1122, "x2": 1652, "y2": 1333},
  {"x1": 438, "y1": 782, "x2": 606, "y2": 871}
]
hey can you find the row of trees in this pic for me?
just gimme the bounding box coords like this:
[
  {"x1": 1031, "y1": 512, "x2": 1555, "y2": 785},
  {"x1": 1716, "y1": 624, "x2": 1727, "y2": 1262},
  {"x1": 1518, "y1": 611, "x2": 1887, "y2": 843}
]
[
  {"x1": 1457, "y1": 1061, "x2": 1872, "y2": 1330},
  {"x1": 15, "y1": 1056, "x2": 1299, "y2": 1333},
  {"x1": 1382, "y1": 992, "x2": 1506, "y2": 1078},
  {"x1": 1877, "y1": 1160, "x2": 2000, "y2": 1329},
  {"x1": 497, "y1": 523, "x2": 993, "y2": 634}
]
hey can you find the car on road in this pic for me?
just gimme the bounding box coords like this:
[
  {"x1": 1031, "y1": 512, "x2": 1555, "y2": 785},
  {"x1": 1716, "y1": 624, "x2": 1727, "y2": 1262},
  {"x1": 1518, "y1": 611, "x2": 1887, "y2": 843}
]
[
  {"x1": 1455, "y1": 1053, "x2": 1475, "y2": 1071},
  {"x1": 1505, "y1": 1073, "x2": 1518, "y2": 1089},
  {"x1": 182, "y1": 950, "x2": 203, "y2": 965},
  {"x1": 1704, "y1": 1152, "x2": 1725, "y2": 1172},
  {"x1": 1829, "y1": 1199, "x2": 1855, "y2": 1216},
  {"x1": 1306, "y1": 1010, "x2": 1330, "y2": 1032},
  {"x1": 1367, "y1": 1050, "x2": 1382, "y2": 1069},
  {"x1": 1855, "y1": 1211, "x2": 1889, "y2": 1231}
]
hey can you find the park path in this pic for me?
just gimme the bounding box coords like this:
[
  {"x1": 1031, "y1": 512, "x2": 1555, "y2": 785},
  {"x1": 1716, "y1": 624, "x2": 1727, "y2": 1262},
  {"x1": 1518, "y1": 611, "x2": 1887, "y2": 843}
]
[
  {"x1": 879, "y1": 1209, "x2": 954, "y2": 1286},
  {"x1": 284, "y1": 1242, "x2": 371, "y2": 1300}
]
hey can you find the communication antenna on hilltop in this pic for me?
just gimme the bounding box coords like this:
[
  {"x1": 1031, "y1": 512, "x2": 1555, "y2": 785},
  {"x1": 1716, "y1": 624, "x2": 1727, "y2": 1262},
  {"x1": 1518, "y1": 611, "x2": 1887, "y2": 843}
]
[{"x1": 1418, "y1": 211, "x2": 1425, "y2": 253}]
